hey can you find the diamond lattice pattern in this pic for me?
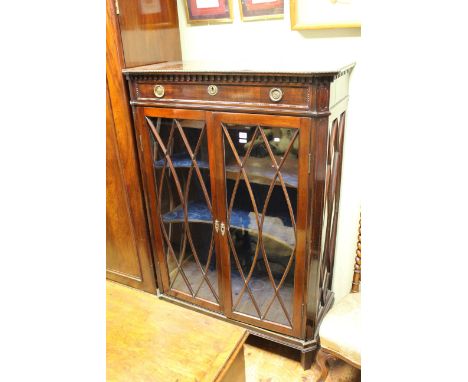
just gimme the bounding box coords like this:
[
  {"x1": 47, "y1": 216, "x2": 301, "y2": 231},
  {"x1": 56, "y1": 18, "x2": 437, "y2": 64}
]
[
  {"x1": 147, "y1": 117, "x2": 219, "y2": 304},
  {"x1": 222, "y1": 123, "x2": 299, "y2": 327}
]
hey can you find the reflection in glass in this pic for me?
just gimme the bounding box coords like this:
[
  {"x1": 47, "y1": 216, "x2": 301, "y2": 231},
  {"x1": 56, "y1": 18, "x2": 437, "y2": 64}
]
[{"x1": 222, "y1": 123, "x2": 299, "y2": 327}]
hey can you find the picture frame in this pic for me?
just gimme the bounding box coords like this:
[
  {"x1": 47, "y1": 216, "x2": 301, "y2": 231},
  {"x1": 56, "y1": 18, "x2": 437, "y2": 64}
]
[
  {"x1": 184, "y1": 0, "x2": 233, "y2": 25},
  {"x1": 238, "y1": 0, "x2": 284, "y2": 21},
  {"x1": 290, "y1": 0, "x2": 360, "y2": 30}
]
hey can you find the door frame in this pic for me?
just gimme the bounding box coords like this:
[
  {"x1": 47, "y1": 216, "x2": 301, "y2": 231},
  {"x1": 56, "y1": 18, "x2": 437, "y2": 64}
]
[
  {"x1": 134, "y1": 107, "x2": 224, "y2": 313},
  {"x1": 212, "y1": 112, "x2": 310, "y2": 337}
]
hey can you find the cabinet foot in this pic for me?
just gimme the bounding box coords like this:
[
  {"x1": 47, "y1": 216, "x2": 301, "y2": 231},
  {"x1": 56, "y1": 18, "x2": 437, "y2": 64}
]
[{"x1": 300, "y1": 350, "x2": 315, "y2": 370}]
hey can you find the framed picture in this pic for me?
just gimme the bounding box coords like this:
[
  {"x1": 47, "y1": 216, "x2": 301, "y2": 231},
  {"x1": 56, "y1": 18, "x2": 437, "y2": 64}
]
[
  {"x1": 184, "y1": 0, "x2": 233, "y2": 24},
  {"x1": 239, "y1": 0, "x2": 284, "y2": 21},
  {"x1": 290, "y1": 0, "x2": 360, "y2": 30}
]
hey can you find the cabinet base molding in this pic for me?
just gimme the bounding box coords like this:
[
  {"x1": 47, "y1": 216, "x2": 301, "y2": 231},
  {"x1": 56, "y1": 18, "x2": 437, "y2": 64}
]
[{"x1": 159, "y1": 293, "x2": 327, "y2": 353}]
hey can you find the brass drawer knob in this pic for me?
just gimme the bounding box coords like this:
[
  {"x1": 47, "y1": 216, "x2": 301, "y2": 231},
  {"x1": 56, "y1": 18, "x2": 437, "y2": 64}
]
[
  {"x1": 154, "y1": 84, "x2": 165, "y2": 98},
  {"x1": 207, "y1": 85, "x2": 218, "y2": 96},
  {"x1": 269, "y1": 88, "x2": 283, "y2": 102}
]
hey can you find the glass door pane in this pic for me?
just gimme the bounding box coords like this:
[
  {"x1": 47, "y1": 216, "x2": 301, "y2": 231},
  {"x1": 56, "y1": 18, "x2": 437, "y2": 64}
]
[
  {"x1": 146, "y1": 116, "x2": 219, "y2": 307},
  {"x1": 221, "y1": 122, "x2": 299, "y2": 329}
]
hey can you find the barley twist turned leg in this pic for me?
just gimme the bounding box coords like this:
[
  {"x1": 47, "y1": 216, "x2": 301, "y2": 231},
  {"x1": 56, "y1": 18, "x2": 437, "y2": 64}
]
[{"x1": 351, "y1": 214, "x2": 361, "y2": 293}]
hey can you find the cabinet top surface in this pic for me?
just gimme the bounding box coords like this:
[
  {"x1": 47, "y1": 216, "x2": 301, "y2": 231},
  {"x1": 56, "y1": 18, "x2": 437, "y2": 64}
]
[{"x1": 123, "y1": 60, "x2": 355, "y2": 77}]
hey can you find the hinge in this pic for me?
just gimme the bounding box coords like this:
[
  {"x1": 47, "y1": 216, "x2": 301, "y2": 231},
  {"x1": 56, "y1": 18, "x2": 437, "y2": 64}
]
[
  {"x1": 308, "y1": 153, "x2": 312, "y2": 174},
  {"x1": 114, "y1": 0, "x2": 120, "y2": 15},
  {"x1": 139, "y1": 134, "x2": 143, "y2": 152}
]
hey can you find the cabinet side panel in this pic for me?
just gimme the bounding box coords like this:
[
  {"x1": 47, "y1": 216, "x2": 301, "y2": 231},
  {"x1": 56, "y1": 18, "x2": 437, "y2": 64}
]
[
  {"x1": 306, "y1": 116, "x2": 329, "y2": 338},
  {"x1": 306, "y1": 76, "x2": 350, "y2": 338}
]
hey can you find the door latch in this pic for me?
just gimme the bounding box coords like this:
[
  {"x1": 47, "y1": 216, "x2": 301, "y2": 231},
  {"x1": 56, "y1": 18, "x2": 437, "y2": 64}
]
[{"x1": 220, "y1": 222, "x2": 225, "y2": 236}]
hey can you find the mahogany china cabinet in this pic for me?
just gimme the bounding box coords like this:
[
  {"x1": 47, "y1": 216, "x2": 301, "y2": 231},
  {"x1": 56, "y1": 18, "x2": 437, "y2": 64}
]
[{"x1": 124, "y1": 61, "x2": 355, "y2": 368}]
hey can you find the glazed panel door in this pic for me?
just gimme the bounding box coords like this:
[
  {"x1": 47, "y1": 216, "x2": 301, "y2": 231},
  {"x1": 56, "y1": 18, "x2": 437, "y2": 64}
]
[
  {"x1": 212, "y1": 112, "x2": 310, "y2": 337},
  {"x1": 136, "y1": 108, "x2": 223, "y2": 312}
]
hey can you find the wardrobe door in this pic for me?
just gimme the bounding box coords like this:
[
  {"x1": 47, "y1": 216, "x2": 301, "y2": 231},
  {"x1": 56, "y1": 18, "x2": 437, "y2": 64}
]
[
  {"x1": 213, "y1": 112, "x2": 310, "y2": 337},
  {"x1": 136, "y1": 108, "x2": 224, "y2": 312},
  {"x1": 106, "y1": 0, "x2": 156, "y2": 292},
  {"x1": 106, "y1": 85, "x2": 156, "y2": 293}
]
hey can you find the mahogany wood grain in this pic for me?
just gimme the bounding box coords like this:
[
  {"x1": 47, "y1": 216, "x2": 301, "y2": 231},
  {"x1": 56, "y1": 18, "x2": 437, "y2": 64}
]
[
  {"x1": 143, "y1": 106, "x2": 205, "y2": 120},
  {"x1": 106, "y1": 85, "x2": 142, "y2": 281},
  {"x1": 294, "y1": 117, "x2": 311, "y2": 339},
  {"x1": 135, "y1": 81, "x2": 311, "y2": 111},
  {"x1": 212, "y1": 111, "x2": 302, "y2": 128},
  {"x1": 305, "y1": 116, "x2": 329, "y2": 337},
  {"x1": 206, "y1": 111, "x2": 226, "y2": 311},
  {"x1": 122, "y1": 61, "x2": 353, "y2": 76},
  {"x1": 133, "y1": 106, "x2": 171, "y2": 290},
  {"x1": 327, "y1": 113, "x2": 347, "y2": 276},
  {"x1": 106, "y1": 0, "x2": 156, "y2": 293}
]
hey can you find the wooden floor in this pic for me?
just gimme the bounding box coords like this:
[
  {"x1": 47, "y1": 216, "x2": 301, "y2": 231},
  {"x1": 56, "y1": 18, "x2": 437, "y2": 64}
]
[
  {"x1": 244, "y1": 336, "x2": 360, "y2": 382},
  {"x1": 107, "y1": 280, "x2": 360, "y2": 382}
]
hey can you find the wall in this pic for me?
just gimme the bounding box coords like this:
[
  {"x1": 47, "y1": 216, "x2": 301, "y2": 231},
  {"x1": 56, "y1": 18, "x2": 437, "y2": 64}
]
[{"x1": 176, "y1": 0, "x2": 362, "y2": 303}]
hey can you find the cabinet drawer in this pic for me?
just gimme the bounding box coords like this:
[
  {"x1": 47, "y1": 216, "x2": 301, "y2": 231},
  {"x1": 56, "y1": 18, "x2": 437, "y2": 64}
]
[{"x1": 134, "y1": 82, "x2": 311, "y2": 111}]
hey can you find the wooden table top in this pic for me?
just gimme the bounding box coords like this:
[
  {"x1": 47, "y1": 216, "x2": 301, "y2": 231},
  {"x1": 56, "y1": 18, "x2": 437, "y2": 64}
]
[
  {"x1": 107, "y1": 281, "x2": 248, "y2": 382},
  {"x1": 122, "y1": 60, "x2": 355, "y2": 76}
]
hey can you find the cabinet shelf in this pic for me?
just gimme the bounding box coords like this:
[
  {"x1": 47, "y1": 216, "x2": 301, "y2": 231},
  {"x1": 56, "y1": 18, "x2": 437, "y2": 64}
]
[
  {"x1": 154, "y1": 153, "x2": 298, "y2": 188},
  {"x1": 154, "y1": 153, "x2": 209, "y2": 170},
  {"x1": 226, "y1": 157, "x2": 298, "y2": 189},
  {"x1": 162, "y1": 202, "x2": 295, "y2": 249}
]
